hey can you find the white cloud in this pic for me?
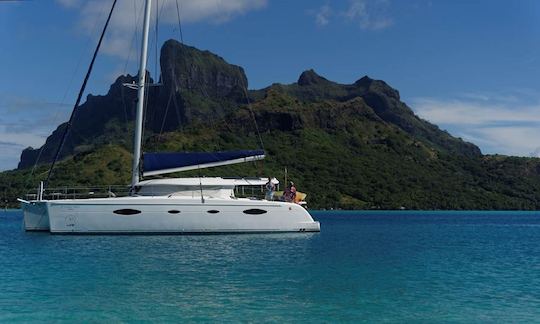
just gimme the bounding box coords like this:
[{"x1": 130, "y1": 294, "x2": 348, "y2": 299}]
[
  {"x1": 59, "y1": 0, "x2": 267, "y2": 59},
  {"x1": 0, "y1": 143, "x2": 26, "y2": 172},
  {"x1": 56, "y1": 0, "x2": 81, "y2": 8},
  {"x1": 311, "y1": 0, "x2": 393, "y2": 30},
  {"x1": 0, "y1": 128, "x2": 45, "y2": 150},
  {"x1": 412, "y1": 94, "x2": 540, "y2": 156},
  {"x1": 462, "y1": 127, "x2": 540, "y2": 157},
  {"x1": 0, "y1": 126, "x2": 48, "y2": 171},
  {"x1": 344, "y1": 0, "x2": 393, "y2": 30},
  {"x1": 315, "y1": 5, "x2": 331, "y2": 26},
  {"x1": 0, "y1": 95, "x2": 73, "y2": 170},
  {"x1": 412, "y1": 98, "x2": 540, "y2": 125}
]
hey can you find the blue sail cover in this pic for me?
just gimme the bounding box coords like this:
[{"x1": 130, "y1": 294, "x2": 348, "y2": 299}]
[{"x1": 143, "y1": 150, "x2": 265, "y2": 176}]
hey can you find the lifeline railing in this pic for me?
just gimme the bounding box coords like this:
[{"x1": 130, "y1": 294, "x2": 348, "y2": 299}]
[
  {"x1": 25, "y1": 183, "x2": 270, "y2": 201},
  {"x1": 25, "y1": 184, "x2": 130, "y2": 201}
]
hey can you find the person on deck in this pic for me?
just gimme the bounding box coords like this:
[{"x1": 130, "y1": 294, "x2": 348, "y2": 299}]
[
  {"x1": 290, "y1": 182, "x2": 297, "y2": 202},
  {"x1": 283, "y1": 181, "x2": 297, "y2": 203},
  {"x1": 265, "y1": 177, "x2": 275, "y2": 201}
]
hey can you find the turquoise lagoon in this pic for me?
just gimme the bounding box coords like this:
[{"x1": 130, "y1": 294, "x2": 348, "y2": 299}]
[{"x1": 1, "y1": 210, "x2": 540, "y2": 322}]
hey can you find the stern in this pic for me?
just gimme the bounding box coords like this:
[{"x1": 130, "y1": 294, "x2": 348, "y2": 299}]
[{"x1": 21, "y1": 201, "x2": 50, "y2": 231}]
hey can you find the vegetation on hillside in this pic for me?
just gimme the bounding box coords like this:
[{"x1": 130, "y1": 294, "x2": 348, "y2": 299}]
[{"x1": 3, "y1": 90, "x2": 540, "y2": 210}]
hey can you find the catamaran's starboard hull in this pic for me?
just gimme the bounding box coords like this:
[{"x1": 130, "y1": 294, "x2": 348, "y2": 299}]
[
  {"x1": 22, "y1": 201, "x2": 50, "y2": 231},
  {"x1": 38, "y1": 197, "x2": 320, "y2": 234}
]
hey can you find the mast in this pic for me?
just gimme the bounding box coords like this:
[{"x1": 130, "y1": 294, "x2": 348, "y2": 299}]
[{"x1": 131, "y1": 0, "x2": 153, "y2": 188}]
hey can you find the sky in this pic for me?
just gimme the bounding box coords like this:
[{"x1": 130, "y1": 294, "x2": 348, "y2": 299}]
[{"x1": 0, "y1": 0, "x2": 539, "y2": 171}]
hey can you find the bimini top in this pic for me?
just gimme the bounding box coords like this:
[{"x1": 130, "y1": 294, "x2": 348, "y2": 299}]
[
  {"x1": 136, "y1": 177, "x2": 277, "y2": 187},
  {"x1": 143, "y1": 150, "x2": 265, "y2": 176}
]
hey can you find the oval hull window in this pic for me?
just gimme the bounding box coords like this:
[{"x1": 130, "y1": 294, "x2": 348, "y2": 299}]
[
  {"x1": 207, "y1": 210, "x2": 220, "y2": 214},
  {"x1": 113, "y1": 209, "x2": 141, "y2": 215},
  {"x1": 168, "y1": 210, "x2": 180, "y2": 214},
  {"x1": 243, "y1": 209, "x2": 267, "y2": 215}
]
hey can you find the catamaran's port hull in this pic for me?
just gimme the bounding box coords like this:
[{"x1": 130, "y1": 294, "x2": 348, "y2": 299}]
[
  {"x1": 23, "y1": 197, "x2": 320, "y2": 234},
  {"x1": 22, "y1": 201, "x2": 50, "y2": 231}
]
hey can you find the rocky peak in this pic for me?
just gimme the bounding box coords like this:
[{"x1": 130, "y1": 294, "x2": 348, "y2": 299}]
[
  {"x1": 160, "y1": 39, "x2": 248, "y2": 99},
  {"x1": 297, "y1": 69, "x2": 330, "y2": 86},
  {"x1": 354, "y1": 75, "x2": 373, "y2": 87},
  {"x1": 354, "y1": 75, "x2": 399, "y2": 100}
]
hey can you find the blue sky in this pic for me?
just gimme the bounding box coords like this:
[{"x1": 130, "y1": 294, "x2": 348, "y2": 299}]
[{"x1": 1, "y1": 0, "x2": 540, "y2": 171}]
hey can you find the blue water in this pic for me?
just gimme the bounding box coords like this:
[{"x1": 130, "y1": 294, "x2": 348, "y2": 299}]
[{"x1": 1, "y1": 210, "x2": 540, "y2": 322}]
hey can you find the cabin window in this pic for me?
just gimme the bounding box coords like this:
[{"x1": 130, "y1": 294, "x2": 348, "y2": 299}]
[
  {"x1": 243, "y1": 208, "x2": 267, "y2": 215},
  {"x1": 113, "y1": 209, "x2": 141, "y2": 215},
  {"x1": 207, "y1": 210, "x2": 220, "y2": 214},
  {"x1": 168, "y1": 210, "x2": 181, "y2": 214}
]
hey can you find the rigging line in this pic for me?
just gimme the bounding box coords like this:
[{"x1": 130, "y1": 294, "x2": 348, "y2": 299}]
[
  {"x1": 154, "y1": 0, "x2": 159, "y2": 86},
  {"x1": 151, "y1": 0, "x2": 169, "y2": 153},
  {"x1": 240, "y1": 84, "x2": 265, "y2": 176},
  {"x1": 146, "y1": 0, "x2": 166, "y2": 85},
  {"x1": 243, "y1": 86, "x2": 265, "y2": 152},
  {"x1": 141, "y1": 77, "x2": 150, "y2": 156},
  {"x1": 133, "y1": 1, "x2": 138, "y2": 65},
  {"x1": 153, "y1": 74, "x2": 176, "y2": 148},
  {"x1": 176, "y1": 2, "x2": 186, "y2": 77},
  {"x1": 121, "y1": 81, "x2": 129, "y2": 126},
  {"x1": 153, "y1": 61, "x2": 174, "y2": 149},
  {"x1": 175, "y1": 0, "x2": 184, "y2": 43},
  {"x1": 172, "y1": 0, "x2": 185, "y2": 126},
  {"x1": 141, "y1": 0, "x2": 166, "y2": 154},
  {"x1": 155, "y1": 0, "x2": 184, "y2": 139},
  {"x1": 23, "y1": 2, "x2": 109, "y2": 193},
  {"x1": 155, "y1": 0, "x2": 168, "y2": 78},
  {"x1": 122, "y1": 0, "x2": 144, "y2": 129},
  {"x1": 121, "y1": 2, "x2": 143, "y2": 126},
  {"x1": 143, "y1": 0, "x2": 168, "y2": 150},
  {"x1": 44, "y1": 0, "x2": 118, "y2": 188},
  {"x1": 171, "y1": 77, "x2": 183, "y2": 129},
  {"x1": 158, "y1": 88, "x2": 175, "y2": 143},
  {"x1": 123, "y1": 0, "x2": 143, "y2": 74}
]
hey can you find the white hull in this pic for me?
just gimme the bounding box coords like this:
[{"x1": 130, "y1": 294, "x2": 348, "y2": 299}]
[
  {"x1": 22, "y1": 201, "x2": 50, "y2": 231},
  {"x1": 22, "y1": 196, "x2": 320, "y2": 234}
]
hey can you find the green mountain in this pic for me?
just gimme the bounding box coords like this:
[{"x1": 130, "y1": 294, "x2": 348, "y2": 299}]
[{"x1": 3, "y1": 39, "x2": 540, "y2": 210}]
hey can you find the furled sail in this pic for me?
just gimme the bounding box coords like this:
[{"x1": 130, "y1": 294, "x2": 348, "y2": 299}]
[{"x1": 142, "y1": 150, "x2": 265, "y2": 176}]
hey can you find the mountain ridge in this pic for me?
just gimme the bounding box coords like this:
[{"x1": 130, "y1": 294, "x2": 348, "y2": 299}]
[{"x1": 4, "y1": 39, "x2": 540, "y2": 210}]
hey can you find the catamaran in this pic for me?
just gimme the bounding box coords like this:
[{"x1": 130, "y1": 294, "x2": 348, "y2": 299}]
[{"x1": 20, "y1": 0, "x2": 320, "y2": 234}]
